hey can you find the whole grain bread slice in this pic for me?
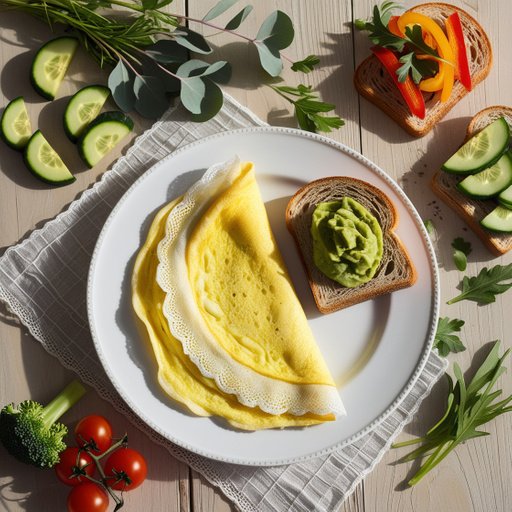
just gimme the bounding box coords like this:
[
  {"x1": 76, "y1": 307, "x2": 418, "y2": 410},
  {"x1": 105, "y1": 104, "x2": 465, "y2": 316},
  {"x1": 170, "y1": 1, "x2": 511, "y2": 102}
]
[
  {"x1": 285, "y1": 177, "x2": 417, "y2": 314},
  {"x1": 354, "y1": 3, "x2": 492, "y2": 137},
  {"x1": 431, "y1": 106, "x2": 512, "y2": 255}
]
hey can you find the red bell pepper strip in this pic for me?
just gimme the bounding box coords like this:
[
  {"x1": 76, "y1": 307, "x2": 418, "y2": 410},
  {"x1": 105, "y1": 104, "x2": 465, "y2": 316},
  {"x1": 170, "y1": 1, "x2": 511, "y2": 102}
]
[
  {"x1": 370, "y1": 46, "x2": 426, "y2": 119},
  {"x1": 445, "y1": 12, "x2": 472, "y2": 91},
  {"x1": 387, "y1": 15, "x2": 403, "y2": 37}
]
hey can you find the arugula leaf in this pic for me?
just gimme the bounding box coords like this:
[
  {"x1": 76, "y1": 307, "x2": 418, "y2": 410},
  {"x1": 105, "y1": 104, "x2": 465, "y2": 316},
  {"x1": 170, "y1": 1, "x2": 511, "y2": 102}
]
[
  {"x1": 452, "y1": 237, "x2": 472, "y2": 271},
  {"x1": 271, "y1": 84, "x2": 344, "y2": 133},
  {"x1": 447, "y1": 263, "x2": 512, "y2": 305},
  {"x1": 393, "y1": 341, "x2": 512, "y2": 486},
  {"x1": 292, "y1": 55, "x2": 320, "y2": 73},
  {"x1": 434, "y1": 317, "x2": 466, "y2": 357}
]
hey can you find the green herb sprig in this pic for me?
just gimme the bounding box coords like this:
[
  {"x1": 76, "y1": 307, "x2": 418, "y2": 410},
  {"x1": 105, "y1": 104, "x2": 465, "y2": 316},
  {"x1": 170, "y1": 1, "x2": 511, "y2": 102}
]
[
  {"x1": 355, "y1": 1, "x2": 441, "y2": 84},
  {"x1": 434, "y1": 317, "x2": 466, "y2": 356},
  {"x1": 393, "y1": 340, "x2": 512, "y2": 486},
  {"x1": 451, "y1": 237, "x2": 472, "y2": 272},
  {"x1": 447, "y1": 263, "x2": 512, "y2": 305},
  {"x1": 0, "y1": 0, "x2": 344, "y2": 131}
]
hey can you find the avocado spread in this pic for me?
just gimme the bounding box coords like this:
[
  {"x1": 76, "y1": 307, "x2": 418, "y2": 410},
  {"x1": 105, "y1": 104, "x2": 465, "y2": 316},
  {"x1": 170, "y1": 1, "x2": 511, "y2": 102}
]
[{"x1": 311, "y1": 198, "x2": 383, "y2": 288}]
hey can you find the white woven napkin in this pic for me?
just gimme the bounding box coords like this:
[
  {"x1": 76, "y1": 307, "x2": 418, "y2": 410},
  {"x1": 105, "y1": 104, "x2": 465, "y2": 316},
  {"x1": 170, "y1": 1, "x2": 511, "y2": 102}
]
[{"x1": 0, "y1": 93, "x2": 447, "y2": 512}]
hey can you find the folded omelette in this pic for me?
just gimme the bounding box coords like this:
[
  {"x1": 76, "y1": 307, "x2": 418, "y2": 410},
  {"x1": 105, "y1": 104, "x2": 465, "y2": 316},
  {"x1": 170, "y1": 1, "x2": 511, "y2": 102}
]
[{"x1": 132, "y1": 158, "x2": 345, "y2": 430}]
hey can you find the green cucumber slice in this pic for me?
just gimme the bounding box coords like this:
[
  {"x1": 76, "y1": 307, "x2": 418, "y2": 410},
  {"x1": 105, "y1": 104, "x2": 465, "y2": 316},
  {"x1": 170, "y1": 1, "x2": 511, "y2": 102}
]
[
  {"x1": 31, "y1": 37, "x2": 79, "y2": 100},
  {"x1": 442, "y1": 117, "x2": 510, "y2": 174},
  {"x1": 78, "y1": 111, "x2": 133, "y2": 168},
  {"x1": 481, "y1": 205, "x2": 512, "y2": 233},
  {"x1": 457, "y1": 152, "x2": 512, "y2": 199},
  {"x1": 498, "y1": 184, "x2": 512, "y2": 209},
  {"x1": 64, "y1": 85, "x2": 110, "y2": 142},
  {"x1": 24, "y1": 130, "x2": 75, "y2": 186},
  {"x1": 0, "y1": 96, "x2": 32, "y2": 150}
]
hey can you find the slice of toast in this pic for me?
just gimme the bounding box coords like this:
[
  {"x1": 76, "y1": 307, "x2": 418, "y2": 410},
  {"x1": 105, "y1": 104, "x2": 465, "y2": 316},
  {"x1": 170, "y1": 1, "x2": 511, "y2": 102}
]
[
  {"x1": 285, "y1": 177, "x2": 417, "y2": 314},
  {"x1": 354, "y1": 3, "x2": 493, "y2": 137},
  {"x1": 431, "y1": 106, "x2": 512, "y2": 255}
]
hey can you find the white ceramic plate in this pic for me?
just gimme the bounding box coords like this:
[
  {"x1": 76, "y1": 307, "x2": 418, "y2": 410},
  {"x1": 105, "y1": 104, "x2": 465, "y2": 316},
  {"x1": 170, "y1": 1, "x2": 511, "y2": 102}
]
[{"x1": 88, "y1": 127, "x2": 439, "y2": 466}]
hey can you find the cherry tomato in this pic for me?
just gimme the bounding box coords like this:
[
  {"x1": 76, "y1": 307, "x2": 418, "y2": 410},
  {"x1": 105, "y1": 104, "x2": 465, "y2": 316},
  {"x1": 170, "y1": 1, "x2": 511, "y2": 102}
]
[
  {"x1": 104, "y1": 448, "x2": 147, "y2": 491},
  {"x1": 55, "y1": 447, "x2": 95, "y2": 487},
  {"x1": 67, "y1": 482, "x2": 109, "y2": 512},
  {"x1": 75, "y1": 415, "x2": 113, "y2": 454}
]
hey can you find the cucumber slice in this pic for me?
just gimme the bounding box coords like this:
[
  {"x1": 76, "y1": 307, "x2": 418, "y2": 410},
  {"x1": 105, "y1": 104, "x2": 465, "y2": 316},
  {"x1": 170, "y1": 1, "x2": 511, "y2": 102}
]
[
  {"x1": 31, "y1": 37, "x2": 79, "y2": 100},
  {"x1": 64, "y1": 85, "x2": 110, "y2": 142},
  {"x1": 78, "y1": 111, "x2": 133, "y2": 168},
  {"x1": 0, "y1": 96, "x2": 32, "y2": 150},
  {"x1": 457, "y1": 152, "x2": 512, "y2": 199},
  {"x1": 24, "y1": 130, "x2": 75, "y2": 186},
  {"x1": 498, "y1": 184, "x2": 512, "y2": 209},
  {"x1": 481, "y1": 205, "x2": 512, "y2": 233},
  {"x1": 442, "y1": 117, "x2": 510, "y2": 174}
]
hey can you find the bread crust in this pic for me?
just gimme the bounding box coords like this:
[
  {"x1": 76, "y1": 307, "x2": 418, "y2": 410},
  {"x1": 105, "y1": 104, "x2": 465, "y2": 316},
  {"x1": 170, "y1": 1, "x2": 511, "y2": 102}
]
[
  {"x1": 285, "y1": 177, "x2": 417, "y2": 314},
  {"x1": 354, "y1": 2, "x2": 493, "y2": 137},
  {"x1": 431, "y1": 106, "x2": 512, "y2": 255}
]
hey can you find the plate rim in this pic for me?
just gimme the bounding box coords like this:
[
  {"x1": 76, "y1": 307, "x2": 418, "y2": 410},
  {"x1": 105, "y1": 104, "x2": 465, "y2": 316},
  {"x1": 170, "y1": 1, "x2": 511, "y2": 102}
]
[{"x1": 87, "y1": 125, "x2": 440, "y2": 466}]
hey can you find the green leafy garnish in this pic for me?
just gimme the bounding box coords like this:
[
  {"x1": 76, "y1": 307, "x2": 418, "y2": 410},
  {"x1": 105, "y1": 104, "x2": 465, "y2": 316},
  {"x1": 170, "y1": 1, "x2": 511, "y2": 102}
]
[
  {"x1": 292, "y1": 55, "x2": 320, "y2": 73},
  {"x1": 434, "y1": 317, "x2": 466, "y2": 357},
  {"x1": 423, "y1": 218, "x2": 436, "y2": 236},
  {"x1": 271, "y1": 84, "x2": 345, "y2": 133},
  {"x1": 447, "y1": 263, "x2": 512, "y2": 305},
  {"x1": 451, "y1": 237, "x2": 472, "y2": 272},
  {"x1": 393, "y1": 341, "x2": 512, "y2": 486},
  {"x1": 0, "y1": 0, "x2": 340, "y2": 131},
  {"x1": 356, "y1": 1, "x2": 442, "y2": 83}
]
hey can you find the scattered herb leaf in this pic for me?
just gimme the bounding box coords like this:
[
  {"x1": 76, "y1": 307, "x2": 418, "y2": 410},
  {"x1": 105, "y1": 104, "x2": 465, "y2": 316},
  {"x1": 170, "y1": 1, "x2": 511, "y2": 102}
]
[
  {"x1": 452, "y1": 237, "x2": 472, "y2": 271},
  {"x1": 423, "y1": 218, "x2": 435, "y2": 236},
  {"x1": 292, "y1": 55, "x2": 320, "y2": 73},
  {"x1": 447, "y1": 263, "x2": 512, "y2": 305},
  {"x1": 434, "y1": 317, "x2": 466, "y2": 357},
  {"x1": 271, "y1": 84, "x2": 344, "y2": 133},
  {"x1": 393, "y1": 340, "x2": 512, "y2": 486}
]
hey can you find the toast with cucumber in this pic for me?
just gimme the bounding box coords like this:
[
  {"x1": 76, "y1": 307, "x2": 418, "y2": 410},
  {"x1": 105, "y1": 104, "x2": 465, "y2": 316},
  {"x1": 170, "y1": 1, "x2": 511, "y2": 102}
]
[
  {"x1": 432, "y1": 107, "x2": 512, "y2": 255},
  {"x1": 354, "y1": 3, "x2": 492, "y2": 137}
]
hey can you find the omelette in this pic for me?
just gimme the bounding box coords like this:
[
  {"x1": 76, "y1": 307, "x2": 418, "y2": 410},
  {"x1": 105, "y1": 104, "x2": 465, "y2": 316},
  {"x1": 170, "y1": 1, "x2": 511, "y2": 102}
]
[{"x1": 132, "y1": 158, "x2": 345, "y2": 429}]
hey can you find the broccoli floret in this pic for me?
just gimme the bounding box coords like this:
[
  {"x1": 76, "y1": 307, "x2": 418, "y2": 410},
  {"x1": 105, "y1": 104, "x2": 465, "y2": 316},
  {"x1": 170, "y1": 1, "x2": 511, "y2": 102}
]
[{"x1": 0, "y1": 380, "x2": 86, "y2": 468}]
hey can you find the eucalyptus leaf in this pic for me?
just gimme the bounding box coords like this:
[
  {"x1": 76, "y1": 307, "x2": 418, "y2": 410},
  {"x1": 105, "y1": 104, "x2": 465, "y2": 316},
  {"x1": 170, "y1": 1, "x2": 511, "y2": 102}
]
[
  {"x1": 180, "y1": 76, "x2": 207, "y2": 114},
  {"x1": 133, "y1": 75, "x2": 169, "y2": 119},
  {"x1": 145, "y1": 40, "x2": 189, "y2": 64},
  {"x1": 176, "y1": 59, "x2": 231, "y2": 83},
  {"x1": 203, "y1": 0, "x2": 239, "y2": 22},
  {"x1": 175, "y1": 28, "x2": 212, "y2": 55},
  {"x1": 255, "y1": 10, "x2": 294, "y2": 50},
  {"x1": 141, "y1": 56, "x2": 180, "y2": 93},
  {"x1": 225, "y1": 6, "x2": 253, "y2": 30},
  {"x1": 254, "y1": 42, "x2": 282, "y2": 77},
  {"x1": 189, "y1": 79, "x2": 224, "y2": 122},
  {"x1": 176, "y1": 59, "x2": 210, "y2": 78},
  {"x1": 108, "y1": 60, "x2": 136, "y2": 112}
]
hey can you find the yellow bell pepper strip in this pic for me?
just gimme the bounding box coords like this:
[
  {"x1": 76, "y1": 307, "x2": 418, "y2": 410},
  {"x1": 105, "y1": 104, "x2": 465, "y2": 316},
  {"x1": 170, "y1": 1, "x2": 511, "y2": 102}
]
[
  {"x1": 397, "y1": 12, "x2": 455, "y2": 102},
  {"x1": 371, "y1": 46, "x2": 426, "y2": 119},
  {"x1": 445, "y1": 12, "x2": 472, "y2": 91}
]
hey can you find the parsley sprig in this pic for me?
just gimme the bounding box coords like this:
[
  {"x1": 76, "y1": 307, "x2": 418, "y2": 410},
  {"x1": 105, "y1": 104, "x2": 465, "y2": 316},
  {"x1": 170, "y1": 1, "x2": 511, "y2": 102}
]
[
  {"x1": 355, "y1": 1, "x2": 442, "y2": 83},
  {"x1": 393, "y1": 341, "x2": 512, "y2": 486},
  {"x1": 271, "y1": 84, "x2": 345, "y2": 133}
]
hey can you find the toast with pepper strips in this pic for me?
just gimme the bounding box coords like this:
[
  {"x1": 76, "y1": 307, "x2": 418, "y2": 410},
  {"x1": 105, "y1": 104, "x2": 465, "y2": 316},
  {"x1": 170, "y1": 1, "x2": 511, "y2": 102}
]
[
  {"x1": 354, "y1": 3, "x2": 492, "y2": 137},
  {"x1": 432, "y1": 106, "x2": 512, "y2": 255}
]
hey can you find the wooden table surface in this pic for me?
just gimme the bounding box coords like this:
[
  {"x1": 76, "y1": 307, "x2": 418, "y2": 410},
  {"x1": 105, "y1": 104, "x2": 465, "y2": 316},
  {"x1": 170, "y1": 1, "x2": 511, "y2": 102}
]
[{"x1": 1, "y1": 1, "x2": 511, "y2": 511}]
